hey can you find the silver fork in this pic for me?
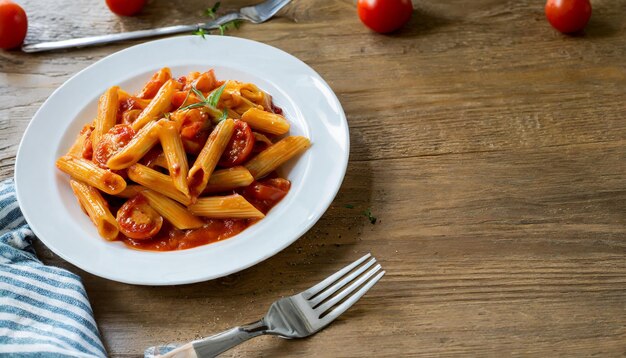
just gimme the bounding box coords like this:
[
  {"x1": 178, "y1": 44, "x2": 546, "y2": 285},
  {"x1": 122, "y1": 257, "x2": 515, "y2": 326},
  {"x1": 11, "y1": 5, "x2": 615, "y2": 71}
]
[
  {"x1": 158, "y1": 254, "x2": 385, "y2": 358},
  {"x1": 22, "y1": 0, "x2": 291, "y2": 53}
]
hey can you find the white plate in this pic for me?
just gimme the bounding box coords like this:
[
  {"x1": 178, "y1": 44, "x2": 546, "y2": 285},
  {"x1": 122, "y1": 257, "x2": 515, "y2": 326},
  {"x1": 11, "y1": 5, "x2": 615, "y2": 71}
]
[{"x1": 15, "y1": 36, "x2": 349, "y2": 285}]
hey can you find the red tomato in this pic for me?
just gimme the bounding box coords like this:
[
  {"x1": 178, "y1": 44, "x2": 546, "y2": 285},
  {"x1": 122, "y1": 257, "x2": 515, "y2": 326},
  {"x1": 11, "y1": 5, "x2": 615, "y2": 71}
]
[
  {"x1": 105, "y1": 0, "x2": 145, "y2": 16},
  {"x1": 0, "y1": 0, "x2": 27, "y2": 50},
  {"x1": 175, "y1": 109, "x2": 211, "y2": 154},
  {"x1": 93, "y1": 124, "x2": 135, "y2": 168},
  {"x1": 545, "y1": 0, "x2": 591, "y2": 34},
  {"x1": 243, "y1": 181, "x2": 288, "y2": 202},
  {"x1": 117, "y1": 194, "x2": 163, "y2": 239},
  {"x1": 357, "y1": 0, "x2": 412, "y2": 34},
  {"x1": 219, "y1": 120, "x2": 255, "y2": 167}
]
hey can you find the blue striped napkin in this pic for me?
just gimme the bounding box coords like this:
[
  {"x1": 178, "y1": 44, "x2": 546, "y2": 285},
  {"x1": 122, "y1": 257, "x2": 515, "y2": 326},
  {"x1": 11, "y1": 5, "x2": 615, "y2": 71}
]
[{"x1": 0, "y1": 179, "x2": 107, "y2": 357}]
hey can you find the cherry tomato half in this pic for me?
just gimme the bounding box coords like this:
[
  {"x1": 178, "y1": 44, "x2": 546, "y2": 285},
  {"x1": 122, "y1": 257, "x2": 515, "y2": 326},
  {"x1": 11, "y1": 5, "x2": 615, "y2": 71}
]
[
  {"x1": 117, "y1": 194, "x2": 163, "y2": 239},
  {"x1": 93, "y1": 124, "x2": 135, "y2": 168},
  {"x1": 545, "y1": 0, "x2": 591, "y2": 34},
  {"x1": 243, "y1": 181, "x2": 288, "y2": 202},
  {"x1": 219, "y1": 120, "x2": 255, "y2": 167},
  {"x1": 0, "y1": 0, "x2": 27, "y2": 50},
  {"x1": 357, "y1": 0, "x2": 412, "y2": 34},
  {"x1": 105, "y1": 0, "x2": 146, "y2": 16}
]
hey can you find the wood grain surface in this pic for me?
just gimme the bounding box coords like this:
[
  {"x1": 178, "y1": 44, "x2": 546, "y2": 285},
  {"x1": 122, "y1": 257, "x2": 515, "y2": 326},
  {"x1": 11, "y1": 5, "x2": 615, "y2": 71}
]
[{"x1": 1, "y1": 0, "x2": 625, "y2": 356}]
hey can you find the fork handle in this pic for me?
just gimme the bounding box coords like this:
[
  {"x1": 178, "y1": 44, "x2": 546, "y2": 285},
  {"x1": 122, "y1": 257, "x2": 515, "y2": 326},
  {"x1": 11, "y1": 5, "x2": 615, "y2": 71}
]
[
  {"x1": 158, "y1": 320, "x2": 267, "y2": 358},
  {"x1": 21, "y1": 24, "x2": 202, "y2": 53}
]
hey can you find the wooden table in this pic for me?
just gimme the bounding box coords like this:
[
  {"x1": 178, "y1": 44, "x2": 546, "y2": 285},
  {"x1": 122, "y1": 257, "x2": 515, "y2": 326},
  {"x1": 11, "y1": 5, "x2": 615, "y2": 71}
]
[{"x1": 2, "y1": 0, "x2": 625, "y2": 356}]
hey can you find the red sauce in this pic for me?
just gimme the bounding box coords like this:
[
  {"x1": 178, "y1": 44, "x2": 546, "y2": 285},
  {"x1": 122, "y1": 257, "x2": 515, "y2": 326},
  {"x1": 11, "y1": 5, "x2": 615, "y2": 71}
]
[{"x1": 119, "y1": 179, "x2": 287, "y2": 251}]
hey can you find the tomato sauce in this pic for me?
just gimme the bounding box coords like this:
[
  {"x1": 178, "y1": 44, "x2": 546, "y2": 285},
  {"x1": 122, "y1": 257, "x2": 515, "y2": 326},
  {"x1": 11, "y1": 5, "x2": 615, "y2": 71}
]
[{"x1": 119, "y1": 179, "x2": 288, "y2": 251}]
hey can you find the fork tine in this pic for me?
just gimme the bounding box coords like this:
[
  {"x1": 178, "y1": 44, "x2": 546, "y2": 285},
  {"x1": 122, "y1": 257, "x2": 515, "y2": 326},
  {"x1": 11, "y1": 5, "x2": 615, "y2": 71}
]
[
  {"x1": 314, "y1": 264, "x2": 382, "y2": 314},
  {"x1": 320, "y1": 270, "x2": 385, "y2": 325},
  {"x1": 255, "y1": 0, "x2": 292, "y2": 19},
  {"x1": 302, "y1": 253, "x2": 371, "y2": 299},
  {"x1": 308, "y1": 258, "x2": 377, "y2": 306}
]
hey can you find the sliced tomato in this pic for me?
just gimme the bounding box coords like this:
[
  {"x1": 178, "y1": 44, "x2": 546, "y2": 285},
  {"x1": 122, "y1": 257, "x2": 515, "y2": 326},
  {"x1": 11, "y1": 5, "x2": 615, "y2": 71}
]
[
  {"x1": 262, "y1": 177, "x2": 291, "y2": 192},
  {"x1": 192, "y1": 70, "x2": 217, "y2": 92},
  {"x1": 175, "y1": 109, "x2": 211, "y2": 154},
  {"x1": 219, "y1": 120, "x2": 255, "y2": 167},
  {"x1": 243, "y1": 181, "x2": 288, "y2": 202},
  {"x1": 117, "y1": 194, "x2": 163, "y2": 240},
  {"x1": 93, "y1": 124, "x2": 135, "y2": 168}
]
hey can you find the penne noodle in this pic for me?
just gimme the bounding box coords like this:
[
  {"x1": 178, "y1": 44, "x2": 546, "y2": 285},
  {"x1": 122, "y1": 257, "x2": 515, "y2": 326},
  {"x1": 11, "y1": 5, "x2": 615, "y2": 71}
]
[
  {"x1": 140, "y1": 189, "x2": 204, "y2": 230},
  {"x1": 203, "y1": 166, "x2": 254, "y2": 194},
  {"x1": 245, "y1": 136, "x2": 311, "y2": 179},
  {"x1": 56, "y1": 155, "x2": 126, "y2": 195},
  {"x1": 107, "y1": 119, "x2": 161, "y2": 170},
  {"x1": 158, "y1": 120, "x2": 189, "y2": 196},
  {"x1": 188, "y1": 194, "x2": 264, "y2": 219},
  {"x1": 92, "y1": 86, "x2": 119, "y2": 147},
  {"x1": 70, "y1": 180, "x2": 119, "y2": 240},
  {"x1": 128, "y1": 164, "x2": 191, "y2": 206},
  {"x1": 187, "y1": 118, "x2": 235, "y2": 196},
  {"x1": 137, "y1": 67, "x2": 172, "y2": 99},
  {"x1": 148, "y1": 151, "x2": 168, "y2": 169},
  {"x1": 132, "y1": 79, "x2": 179, "y2": 131},
  {"x1": 241, "y1": 108, "x2": 290, "y2": 135},
  {"x1": 240, "y1": 83, "x2": 272, "y2": 110},
  {"x1": 67, "y1": 124, "x2": 93, "y2": 158},
  {"x1": 115, "y1": 185, "x2": 144, "y2": 199}
]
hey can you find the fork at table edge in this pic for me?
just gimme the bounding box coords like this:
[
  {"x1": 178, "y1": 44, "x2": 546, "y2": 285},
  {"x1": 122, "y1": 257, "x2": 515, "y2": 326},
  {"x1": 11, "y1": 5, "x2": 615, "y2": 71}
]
[
  {"x1": 21, "y1": 0, "x2": 292, "y2": 53},
  {"x1": 157, "y1": 253, "x2": 385, "y2": 358}
]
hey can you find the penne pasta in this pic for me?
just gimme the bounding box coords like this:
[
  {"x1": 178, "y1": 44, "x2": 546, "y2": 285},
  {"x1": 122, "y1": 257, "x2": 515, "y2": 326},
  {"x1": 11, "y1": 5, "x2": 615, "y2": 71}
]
[
  {"x1": 245, "y1": 136, "x2": 311, "y2": 179},
  {"x1": 132, "y1": 79, "x2": 179, "y2": 131},
  {"x1": 70, "y1": 180, "x2": 119, "y2": 240},
  {"x1": 107, "y1": 119, "x2": 161, "y2": 170},
  {"x1": 187, "y1": 118, "x2": 235, "y2": 196},
  {"x1": 56, "y1": 155, "x2": 126, "y2": 195},
  {"x1": 188, "y1": 194, "x2": 264, "y2": 219},
  {"x1": 241, "y1": 108, "x2": 290, "y2": 135},
  {"x1": 58, "y1": 69, "x2": 309, "y2": 251},
  {"x1": 158, "y1": 120, "x2": 189, "y2": 196},
  {"x1": 203, "y1": 166, "x2": 254, "y2": 194},
  {"x1": 140, "y1": 189, "x2": 204, "y2": 230},
  {"x1": 67, "y1": 124, "x2": 93, "y2": 158},
  {"x1": 91, "y1": 86, "x2": 119, "y2": 147},
  {"x1": 137, "y1": 67, "x2": 172, "y2": 99},
  {"x1": 239, "y1": 83, "x2": 272, "y2": 110},
  {"x1": 128, "y1": 164, "x2": 191, "y2": 206},
  {"x1": 115, "y1": 185, "x2": 144, "y2": 199}
]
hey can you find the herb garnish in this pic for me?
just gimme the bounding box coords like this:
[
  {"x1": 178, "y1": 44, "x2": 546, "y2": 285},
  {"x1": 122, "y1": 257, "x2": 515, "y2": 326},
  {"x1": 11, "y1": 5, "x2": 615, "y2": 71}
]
[
  {"x1": 344, "y1": 204, "x2": 354, "y2": 209},
  {"x1": 218, "y1": 20, "x2": 242, "y2": 35},
  {"x1": 194, "y1": 2, "x2": 242, "y2": 38},
  {"x1": 178, "y1": 84, "x2": 228, "y2": 123},
  {"x1": 362, "y1": 208, "x2": 377, "y2": 224},
  {"x1": 193, "y1": 28, "x2": 208, "y2": 39},
  {"x1": 205, "y1": 1, "x2": 220, "y2": 18}
]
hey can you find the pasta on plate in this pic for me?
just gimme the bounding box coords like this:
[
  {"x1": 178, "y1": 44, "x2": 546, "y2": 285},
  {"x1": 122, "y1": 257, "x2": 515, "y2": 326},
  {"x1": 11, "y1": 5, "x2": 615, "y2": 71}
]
[{"x1": 56, "y1": 68, "x2": 310, "y2": 251}]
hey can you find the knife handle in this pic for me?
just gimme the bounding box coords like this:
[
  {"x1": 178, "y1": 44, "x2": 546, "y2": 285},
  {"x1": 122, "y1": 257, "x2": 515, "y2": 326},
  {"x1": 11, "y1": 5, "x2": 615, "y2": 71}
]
[{"x1": 21, "y1": 24, "x2": 204, "y2": 53}]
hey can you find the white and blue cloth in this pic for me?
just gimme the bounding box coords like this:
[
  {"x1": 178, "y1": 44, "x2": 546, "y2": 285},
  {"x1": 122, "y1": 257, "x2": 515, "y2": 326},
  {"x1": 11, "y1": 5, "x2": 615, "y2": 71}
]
[{"x1": 0, "y1": 179, "x2": 106, "y2": 357}]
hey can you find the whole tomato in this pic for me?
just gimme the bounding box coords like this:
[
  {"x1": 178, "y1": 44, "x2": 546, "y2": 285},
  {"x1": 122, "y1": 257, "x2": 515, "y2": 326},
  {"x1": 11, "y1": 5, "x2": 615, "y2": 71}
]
[
  {"x1": 357, "y1": 0, "x2": 413, "y2": 34},
  {"x1": 105, "y1": 0, "x2": 146, "y2": 16},
  {"x1": 545, "y1": 0, "x2": 592, "y2": 34},
  {"x1": 0, "y1": 0, "x2": 27, "y2": 50}
]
